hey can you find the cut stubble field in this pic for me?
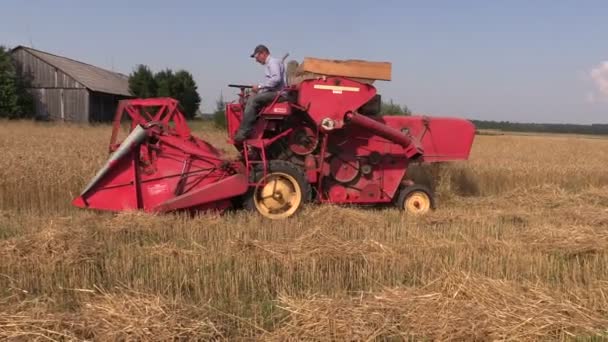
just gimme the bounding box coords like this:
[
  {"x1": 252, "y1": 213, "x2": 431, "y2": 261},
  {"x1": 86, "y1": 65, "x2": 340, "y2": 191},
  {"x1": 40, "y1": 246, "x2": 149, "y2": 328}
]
[{"x1": 1, "y1": 120, "x2": 608, "y2": 341}]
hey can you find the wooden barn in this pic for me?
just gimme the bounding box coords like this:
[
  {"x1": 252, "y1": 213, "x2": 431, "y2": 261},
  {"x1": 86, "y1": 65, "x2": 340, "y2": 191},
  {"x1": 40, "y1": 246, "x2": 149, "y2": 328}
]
[{"x1": 10, "y1": 46, "x2": 132, "y2": 123}]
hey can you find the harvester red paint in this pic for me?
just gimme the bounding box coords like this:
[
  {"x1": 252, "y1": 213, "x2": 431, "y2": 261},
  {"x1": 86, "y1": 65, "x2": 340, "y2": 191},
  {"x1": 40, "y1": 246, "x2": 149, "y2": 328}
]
[{"x1": 72, "y1": 75, "x2": 475, "y2": 219}]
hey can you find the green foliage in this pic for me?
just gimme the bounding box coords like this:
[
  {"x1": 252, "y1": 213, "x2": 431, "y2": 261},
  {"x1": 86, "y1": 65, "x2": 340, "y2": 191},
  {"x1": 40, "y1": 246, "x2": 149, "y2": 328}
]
[
  {"x1": 380, "y1": 99, "x2": 411, "y2": 116},
  {"x1": 0, "y1": 50, "x2": 19, "y2": 118},
  {"x1": 128, "y1": 64, "x2": 157, "y2": 98},
  {"x1": 15, "y1": 73, "x2": 34, "y2": 118},
  {"x1": 172, "y1": 70, "x2": 201, "y2": 120},
  {"x1": 213, "y1": 93, "x2": 227, "y2": 128},
  {"x1": 0, "y1": 45, "x2": 34, "y2": 119},
  {"x1": 154, "y1": 68, "x2": 174, "y2": 97},
  {"x1": 128, "y1": 65, "x2": 201, "y2": 120}
]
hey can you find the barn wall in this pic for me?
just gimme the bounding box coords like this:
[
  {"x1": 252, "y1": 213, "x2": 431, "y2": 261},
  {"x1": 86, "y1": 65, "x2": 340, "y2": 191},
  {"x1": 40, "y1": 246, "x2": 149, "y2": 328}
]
[
  {"x1": 11, "y1": 49, "x2": 85, "y2": 89},
  {"x1": 10, "y1": 47, "x2": 131, "y2": 123},
  {"x1": 64, "y1": 89, "x2": 89, "y2": 122},
  {"x1": 29, "y1": 88, "x2": 89, "y2": 123},
  {"x1": 89, "y1": 92, "x2": 129, "y2": 122},
  {"x1": 11, "y1": 48, "x2": 89, "y2": 122}
]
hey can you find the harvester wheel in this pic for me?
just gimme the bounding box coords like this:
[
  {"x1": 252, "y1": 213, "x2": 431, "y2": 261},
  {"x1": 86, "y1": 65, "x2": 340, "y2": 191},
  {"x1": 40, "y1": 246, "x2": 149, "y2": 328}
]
[
  {"x1": 397, "y1": 184, "x2": 435, "y2": 215},
  {"x1": 244, "y1": 160, "x2": 312, "y2": 220}
]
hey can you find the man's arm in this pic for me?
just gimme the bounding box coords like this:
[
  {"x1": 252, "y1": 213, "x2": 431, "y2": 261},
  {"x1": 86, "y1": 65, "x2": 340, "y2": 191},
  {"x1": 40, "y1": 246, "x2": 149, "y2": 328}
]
[{"x1": 258, "y1": 59, "x2": 283, "y2": 90}]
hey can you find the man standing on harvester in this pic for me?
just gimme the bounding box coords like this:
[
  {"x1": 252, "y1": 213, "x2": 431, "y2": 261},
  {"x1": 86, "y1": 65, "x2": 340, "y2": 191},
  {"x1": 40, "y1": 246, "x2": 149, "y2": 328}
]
[{"x1": 233, "y1": 44, "x2": 287, "y2": 143}]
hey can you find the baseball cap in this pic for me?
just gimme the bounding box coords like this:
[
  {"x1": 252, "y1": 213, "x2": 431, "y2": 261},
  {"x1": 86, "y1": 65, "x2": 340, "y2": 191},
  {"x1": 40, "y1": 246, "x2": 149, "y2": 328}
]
[{"x1": 250, "y1": 44, "x2": 269, "y2": 58}]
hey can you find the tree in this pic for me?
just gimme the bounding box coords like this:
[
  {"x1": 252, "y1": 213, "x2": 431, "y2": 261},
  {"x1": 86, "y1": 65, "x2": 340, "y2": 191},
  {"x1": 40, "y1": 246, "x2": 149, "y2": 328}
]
[
  {"x1": 128, "y1": 64, "x2": 157, "y2": 98},
  {"x1": 153, "y1": 69, "x2": 201, "y2": 119},
  {"x1": 0, "y1": 49, "x2": 19, "y2": 118},
  {"x1": 154, "y1": 69, "x2": 175, "y2": 97},
  {"x1": 213, "y1": 93, "x2": 226, "y2": 128},
  {"x1": 14, "y1": 68, "x2": 34, "y2": 118},
  {"x1": 380, "y1": 99, "x2": 411, "y2": 116},
  {"x1": 172, "y1": 70, "x2": 201, "y2": 120},
  {"x1": 128, "y1": 65, "x2": 201, "y2": 119},
  {"x1": 0, "y1": 45, "x2": 34, "y2": 119}
]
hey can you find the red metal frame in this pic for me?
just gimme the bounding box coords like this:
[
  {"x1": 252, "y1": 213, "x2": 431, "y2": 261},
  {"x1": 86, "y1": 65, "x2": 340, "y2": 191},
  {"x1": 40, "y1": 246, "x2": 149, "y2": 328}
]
[{"x1": 109, "y1": 97, "x2": 191, "y2": 153}]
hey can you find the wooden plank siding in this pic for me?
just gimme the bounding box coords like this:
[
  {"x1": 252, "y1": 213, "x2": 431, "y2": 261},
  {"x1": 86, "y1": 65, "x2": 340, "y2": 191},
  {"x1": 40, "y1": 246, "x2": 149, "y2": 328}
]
[
  {"x1": 29, "y1": 89, "x2": 60, "y2": 120},
  {"x1": 89, "y1": 92, "x2": 128, "y2": 122},
  {"x1": 28, "y1": 88, "x2": 89, "y2": 122},
  {"x1": 10, "y1": 46, "x2": 134, "y2": 123},
  {"x1": 64, "y1": 89, "x2": 89, "y2": 122},
  {"x1": 12, "y1": 48, "x2": 89, "y2": 122},
  {"x1": 12, "y1": 48, "x2": 85, "y2": 89}
]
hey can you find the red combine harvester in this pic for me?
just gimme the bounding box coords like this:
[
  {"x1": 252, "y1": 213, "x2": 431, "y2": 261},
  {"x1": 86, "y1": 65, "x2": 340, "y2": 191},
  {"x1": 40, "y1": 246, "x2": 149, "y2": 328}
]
[{"x1": 72, "y1": 59, "x2": 475, "y2": 219}]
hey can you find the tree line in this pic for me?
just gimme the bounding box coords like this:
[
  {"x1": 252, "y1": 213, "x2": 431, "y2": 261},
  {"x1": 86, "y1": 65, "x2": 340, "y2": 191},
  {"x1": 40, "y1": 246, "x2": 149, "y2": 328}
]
[
  {"x1": 128, "y1": 65, "x2": 201, "y2": 119},
  {"x1": 473, "y1": 120, "x2": 608, "y2": 136}
]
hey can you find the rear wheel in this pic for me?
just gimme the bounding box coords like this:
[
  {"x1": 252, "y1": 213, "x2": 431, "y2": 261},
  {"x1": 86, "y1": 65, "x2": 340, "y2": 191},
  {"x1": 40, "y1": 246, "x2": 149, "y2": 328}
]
[
  {"x1": 243, "y1": 160, "x2": 311, "y2": 219},
  {"x1": 396, "y1": 184, "x2": 435, "y2": 215}
]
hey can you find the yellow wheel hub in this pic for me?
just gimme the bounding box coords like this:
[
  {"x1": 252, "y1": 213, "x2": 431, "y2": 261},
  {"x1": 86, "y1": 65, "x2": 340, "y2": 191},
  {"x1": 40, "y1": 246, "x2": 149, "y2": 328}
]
[
  {"x1": 404, "y1": 191, "x2": 431, "y2": 215},
  {"x1": 253, "y1": 172, "x2": 302, "y2": 219}
]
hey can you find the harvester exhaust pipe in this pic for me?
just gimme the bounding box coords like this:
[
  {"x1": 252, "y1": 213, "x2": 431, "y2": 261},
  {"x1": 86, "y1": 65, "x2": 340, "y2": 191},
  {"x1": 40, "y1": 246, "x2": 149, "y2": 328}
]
[{"x1": 344, "y1": 111, "x2": 423, "y2": 159}]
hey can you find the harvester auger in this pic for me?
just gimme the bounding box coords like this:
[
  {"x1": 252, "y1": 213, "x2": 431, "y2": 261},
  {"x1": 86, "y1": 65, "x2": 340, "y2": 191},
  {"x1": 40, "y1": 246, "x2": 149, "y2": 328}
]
[{"x1": 72, "y1": 58, "x2": 476, "y2": 220}]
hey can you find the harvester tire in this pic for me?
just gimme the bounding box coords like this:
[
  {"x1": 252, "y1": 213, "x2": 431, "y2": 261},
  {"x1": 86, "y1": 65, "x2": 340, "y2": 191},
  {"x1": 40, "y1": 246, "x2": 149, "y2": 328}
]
[
  {"x1": 396, "y1": 184, "x2": 435, "y2": 215},
  {"x1": 243, "y1": 160, "x2": 312, "y2": 220}
]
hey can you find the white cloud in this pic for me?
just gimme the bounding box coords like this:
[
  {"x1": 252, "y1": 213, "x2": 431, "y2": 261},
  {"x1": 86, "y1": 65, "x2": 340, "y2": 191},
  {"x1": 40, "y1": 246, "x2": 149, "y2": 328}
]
[{"x1": 590, "y1": 61, "x2": 608, "y2": 101}]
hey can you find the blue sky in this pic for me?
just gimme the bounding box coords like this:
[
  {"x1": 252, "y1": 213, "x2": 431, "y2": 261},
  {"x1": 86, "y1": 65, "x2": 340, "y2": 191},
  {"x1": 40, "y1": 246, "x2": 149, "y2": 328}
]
[{"x1": 2, "y1": 0, "x2": 607, "y2": 124}]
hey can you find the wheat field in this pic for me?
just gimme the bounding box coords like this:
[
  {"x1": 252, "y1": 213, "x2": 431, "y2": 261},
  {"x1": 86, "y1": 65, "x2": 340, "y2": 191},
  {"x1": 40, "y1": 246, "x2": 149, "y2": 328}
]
[{"x1": 1, "y1": 119, "x2": 608, "y2": 341}]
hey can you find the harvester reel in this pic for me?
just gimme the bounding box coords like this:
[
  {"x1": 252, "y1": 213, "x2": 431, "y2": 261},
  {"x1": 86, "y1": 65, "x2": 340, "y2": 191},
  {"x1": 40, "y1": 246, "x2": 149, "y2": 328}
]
[{"x1": 243, "y1": 160, "x2": 312, "y2": 220}]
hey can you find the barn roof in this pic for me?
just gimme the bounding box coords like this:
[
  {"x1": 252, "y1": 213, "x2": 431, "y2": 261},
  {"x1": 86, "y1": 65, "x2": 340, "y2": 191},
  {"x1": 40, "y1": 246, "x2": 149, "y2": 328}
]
[{"x1": 12, "y1": 46, "x2": 132, "y2": 97}]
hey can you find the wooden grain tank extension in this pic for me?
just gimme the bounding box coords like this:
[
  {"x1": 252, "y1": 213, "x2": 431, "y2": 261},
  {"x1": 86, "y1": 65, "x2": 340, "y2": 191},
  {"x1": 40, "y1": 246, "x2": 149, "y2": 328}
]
[{"x1": 287, "y1": 57, "x2": 392, "y2": 85}]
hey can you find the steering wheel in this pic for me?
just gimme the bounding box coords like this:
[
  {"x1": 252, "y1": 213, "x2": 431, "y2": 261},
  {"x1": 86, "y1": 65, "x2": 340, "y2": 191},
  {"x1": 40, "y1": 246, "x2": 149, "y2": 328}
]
[{"x1": 228, "y1": 84, "x2": 255, "y2": 106}]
